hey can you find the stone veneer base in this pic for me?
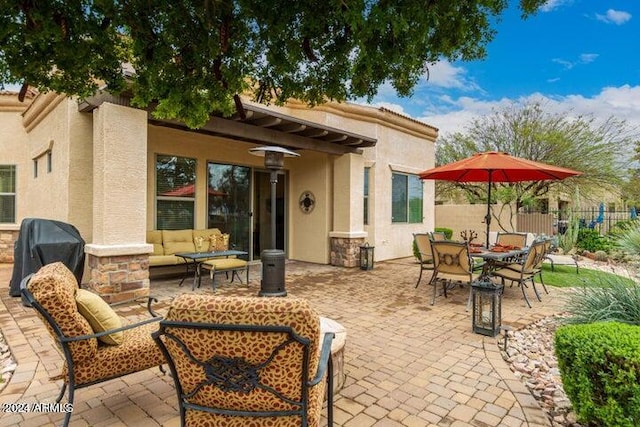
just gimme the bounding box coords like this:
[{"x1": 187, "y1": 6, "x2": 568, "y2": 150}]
[
  {"x1": 0, "y1": 230, "x2": 18, "y2": 263},
  {"x1": 87, "y1": 253, "x2": 150, "y2": 303},
  {"x1": 330, "y1": 237, "x2": 365, "y2": 267}
]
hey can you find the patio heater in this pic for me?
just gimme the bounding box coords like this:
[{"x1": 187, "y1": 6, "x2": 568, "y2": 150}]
[
  {"x1": 249, "y1": 146, "x2": 300, "y2": 297},
  {"x1": 471, "y1": 278, "x2": 503, "y2": 337}
]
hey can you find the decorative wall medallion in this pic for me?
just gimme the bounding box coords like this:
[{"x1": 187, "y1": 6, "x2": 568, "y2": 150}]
[{"x1": 299, "y1": 191, "x2": 316, "y2": 213}]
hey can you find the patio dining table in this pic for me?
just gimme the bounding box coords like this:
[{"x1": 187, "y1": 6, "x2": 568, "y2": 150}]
[{"x1": 468, "y1": 245, "x2": 527, "y2": 279}]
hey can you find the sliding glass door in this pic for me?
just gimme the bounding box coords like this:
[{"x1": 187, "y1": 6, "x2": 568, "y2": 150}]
[{"x1": 207, "y1": 163, "x2": 251, "y2": 256}]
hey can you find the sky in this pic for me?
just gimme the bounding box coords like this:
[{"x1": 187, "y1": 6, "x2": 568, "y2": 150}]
[{"x1": 365, "y1": 0, "x2": 640, "y2": 139}]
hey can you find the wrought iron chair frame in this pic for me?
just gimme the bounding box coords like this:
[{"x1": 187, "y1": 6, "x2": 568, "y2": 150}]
[
  {"x1": 22, "y1": 284, "x2": 163, "y2": 427},
  {"x1": 153, "y1": 320, "x2": 334, "y2": 427},
  {"x1": 413, "y1": 233, "x2": 436, "y2": 288},
  {"x1": 429, "y1": 240, "x2": 480, "y2": 308},
  {"x1": 491, "y1": 240, "x2": 547, "y2": 308}
]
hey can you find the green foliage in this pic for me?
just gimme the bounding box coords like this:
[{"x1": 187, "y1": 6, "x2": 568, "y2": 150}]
[
  {"x1": 615, "y1": 220, "x2": 640, "y2": 256},
  {"x1": 412, "y1": 239, "x2": 420, "y2": 260},
  {"x1": 593, "y1": 250, "x2": 608, "y2": 261},
  {"x1": 562, "y1": 275, "x2": 640, "y2": 324},
  {"x1": 558, "y1": 218, "x2": 580, "y2": 253},
  {"x1": 0, "y1": 1, "x2": 547, "y2": 128},
  {"x1": 576, "y1": 228, "x2": 612, "y2": 253},
  {"x1": 435, "y1": 101, "x2": 636, "y2": 208},
  {"x1": 555, "y1": 322, "x2": 640, "y2": 427},
  {"x1": 434, "y1": 227, "x2": 453, "y2": 239},
  {"x1": 536, "y1": 264, "x2": 634, "y2": 288}
]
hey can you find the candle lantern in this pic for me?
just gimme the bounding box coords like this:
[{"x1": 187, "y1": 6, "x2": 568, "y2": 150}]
[
  {"x1": 359, "y1": 243, "x2": 375, "y2": 270},
  {"x1": 471, "y1": 279, "x2": 503, "y2": 336}
]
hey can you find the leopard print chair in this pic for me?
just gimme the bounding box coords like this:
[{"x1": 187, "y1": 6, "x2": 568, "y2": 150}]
[
  {"x1": 22, "y1": 262, "x2": 165, "y2": 427},
  {"x1": 153, "y1": 294, "x2": 335, "y2": 427}
]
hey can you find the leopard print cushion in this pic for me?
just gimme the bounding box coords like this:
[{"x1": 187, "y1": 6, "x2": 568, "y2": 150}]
[
  {"x1": 163, "y1": 295, "x2": 326, "y2": 426},
  {"x1": 27, "y1": 262, "x2": 97, "y2": 363},
  {"x1": 64, "y1": 322, "x2": 165, "y2": 386}
]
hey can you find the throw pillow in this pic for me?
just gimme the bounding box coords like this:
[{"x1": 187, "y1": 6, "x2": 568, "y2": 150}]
[
  {"x1": 208, "y1": 233, "x2": 220, "y2": 252},
  {"x1": 208, "y1": 233, "x2": 230, "y2": 252},
  {"x1": 75, "y1": 289, "x2": 124, "y2": 345}
]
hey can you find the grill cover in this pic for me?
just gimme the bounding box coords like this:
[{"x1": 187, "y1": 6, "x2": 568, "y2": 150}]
[{"x1": 9, "y1": 218, "x2": 85, "y2": 297}]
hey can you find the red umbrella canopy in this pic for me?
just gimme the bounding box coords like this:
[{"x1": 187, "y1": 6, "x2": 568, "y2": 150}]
[
  {"x1": 419, "y1": 151, "x2": 581, "y2": 248},
  {"x1": 419, "y1": 151, "x2": 582, "y2": 182}
]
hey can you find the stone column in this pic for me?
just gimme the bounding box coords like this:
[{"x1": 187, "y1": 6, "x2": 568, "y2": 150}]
[
  {"x1": 329, "y1": 153, "x2": 367, "y2": 267},
  {"x1": 84, "y1": 103, "x2": 152, "y2": 303}
]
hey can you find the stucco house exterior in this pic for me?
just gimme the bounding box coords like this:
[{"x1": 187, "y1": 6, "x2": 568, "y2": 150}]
[{"x1": 0, "y1": 90, "x2": 437, "y2": 301}]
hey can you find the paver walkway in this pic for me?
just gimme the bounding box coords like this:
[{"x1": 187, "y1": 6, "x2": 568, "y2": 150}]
[{"x1": 0, "y1": 257, "x2": 571, "y2": 426}]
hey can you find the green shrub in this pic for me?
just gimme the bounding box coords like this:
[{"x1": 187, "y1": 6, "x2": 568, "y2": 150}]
[
  {"x1": 434, "y1": 227, "x2": 453, "y2": 239},
  {"x1": 594, "y1": 250, "x2": 608, "y2": 261},
  {"x1": 555, "y1": 322, "x2": 640, "y2": 427},
  {"x1": 616, "y1": 221, "x2": 640, "y2": 257},
  {"x1": 412, "y1": 239, "x2": 420, "y2": 260},
  {"x1": 576, "y1": 228, "x2": 611, "y2": 253},
  {"x1": 562, "y1": 275, "x2": 640, "y2": 325}
]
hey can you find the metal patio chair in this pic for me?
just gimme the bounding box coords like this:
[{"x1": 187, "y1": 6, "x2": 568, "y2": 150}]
[
  {"x1": 496, "y1": 232, "x2": 528, "y2": 248},
  {"x1": 153, "y1": 294, "x2": 334, "y2": 427},
  {"x1": 413, "y1": 233, "x2": 435, "y2": 288},
  {"x1": 22, "y1": 262, "x2": 165, "y2": 427},
  {"x1": 429, "y1": 240, "x2": 481, "y2": 307},
  {"x1": 491, "y1": 240, "x2": 547, "y2": 308}
]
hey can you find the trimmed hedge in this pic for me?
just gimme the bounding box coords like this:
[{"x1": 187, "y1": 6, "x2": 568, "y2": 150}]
[
  {"x1": 555, "y1": 322, "x2": 640, "y2": 427},
  {"x1": 434, "y1": 227, "x2": 453, "y2": 239}
]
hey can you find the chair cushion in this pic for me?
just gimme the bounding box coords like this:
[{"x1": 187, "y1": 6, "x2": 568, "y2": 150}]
[
  {"x1": 27, "y1": 262, "x2": 98, "y2": 363},
  {"x1": 69, "y1": 322, "x2": 164, "y2": 386},
  {"x1": 146, "y1": 230, "x2": 164, "y2": 256},
  {"x1": 76, "y1": 289, "x2": 124, "y2": 345},
  {"x1": 164, "y1": 295, "x2": 324, "y2": 426},
  {"x1": 163, "y1": 229, "x2": 196, "y2": 255}
]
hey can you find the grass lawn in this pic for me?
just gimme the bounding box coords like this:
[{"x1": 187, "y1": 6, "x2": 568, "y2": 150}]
[{"x1": 537, "y1": 263, "x2": 637, "y2": 288}]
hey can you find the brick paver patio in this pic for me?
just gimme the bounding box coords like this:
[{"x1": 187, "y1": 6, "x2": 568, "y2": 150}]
[{"x1": 0, "y1": 257, "x2": 568, "y2": 426}]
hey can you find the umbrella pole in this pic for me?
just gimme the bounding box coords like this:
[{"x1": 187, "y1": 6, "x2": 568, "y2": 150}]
[{"x1": 485, "y1": 172, "x2": 493, "y2": 248}]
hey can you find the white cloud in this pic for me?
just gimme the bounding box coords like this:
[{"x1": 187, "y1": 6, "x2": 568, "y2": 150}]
[
  {"x1": 418, "y1": 85, "x2": 640, "y2": 138},
  {"x1": 579, "y1": 53, "x2": 599, "y2": 64},
  {"x1": 595, "y1": 9, "x2": 632, "y2": 25},
  {"x1": 540, "y1": 0, "x2": 573, "y2": 13},
  {"x1": 552, "y1": 53, "x2": 599, "y2": 70},
  {"x1": 422, "y1": 61, "x2": 481, "y2": 91}
]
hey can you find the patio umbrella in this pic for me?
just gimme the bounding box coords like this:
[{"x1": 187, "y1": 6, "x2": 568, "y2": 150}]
[{"x1": 419, "y1": 151, "x2": 582, "y2": 247}]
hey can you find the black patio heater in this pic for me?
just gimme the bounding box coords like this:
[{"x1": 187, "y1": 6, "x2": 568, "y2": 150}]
[{"x1": 249, "y1": 146, "x2": 300, "y2": 297}]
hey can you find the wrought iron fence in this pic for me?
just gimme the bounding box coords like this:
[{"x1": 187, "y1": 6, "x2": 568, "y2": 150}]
[{"x1": 517, "y1": 209, "x2": 636, "y2": 236}]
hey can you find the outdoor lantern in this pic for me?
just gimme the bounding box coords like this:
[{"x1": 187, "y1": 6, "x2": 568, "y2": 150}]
[
  {"x1": 359, "y1": 243, "x2": 375, "y2": 270},
  {"x1": 471, "y1": 279, "x2": 503, "y2": 337},
  {"x1": 249, "y1": 146, "x2": 300, "y2": 297}
]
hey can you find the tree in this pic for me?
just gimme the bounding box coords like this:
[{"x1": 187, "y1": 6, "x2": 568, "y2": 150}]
[
  {"x1": 0, "y1": 0, "x2": 545, "y2": 128},
  {"x1": 435, "y1": 101, "x2": 639, "y2": 228},
  {"x1": 621, "y1": 143, "x2": 640, "y2": 209}
]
